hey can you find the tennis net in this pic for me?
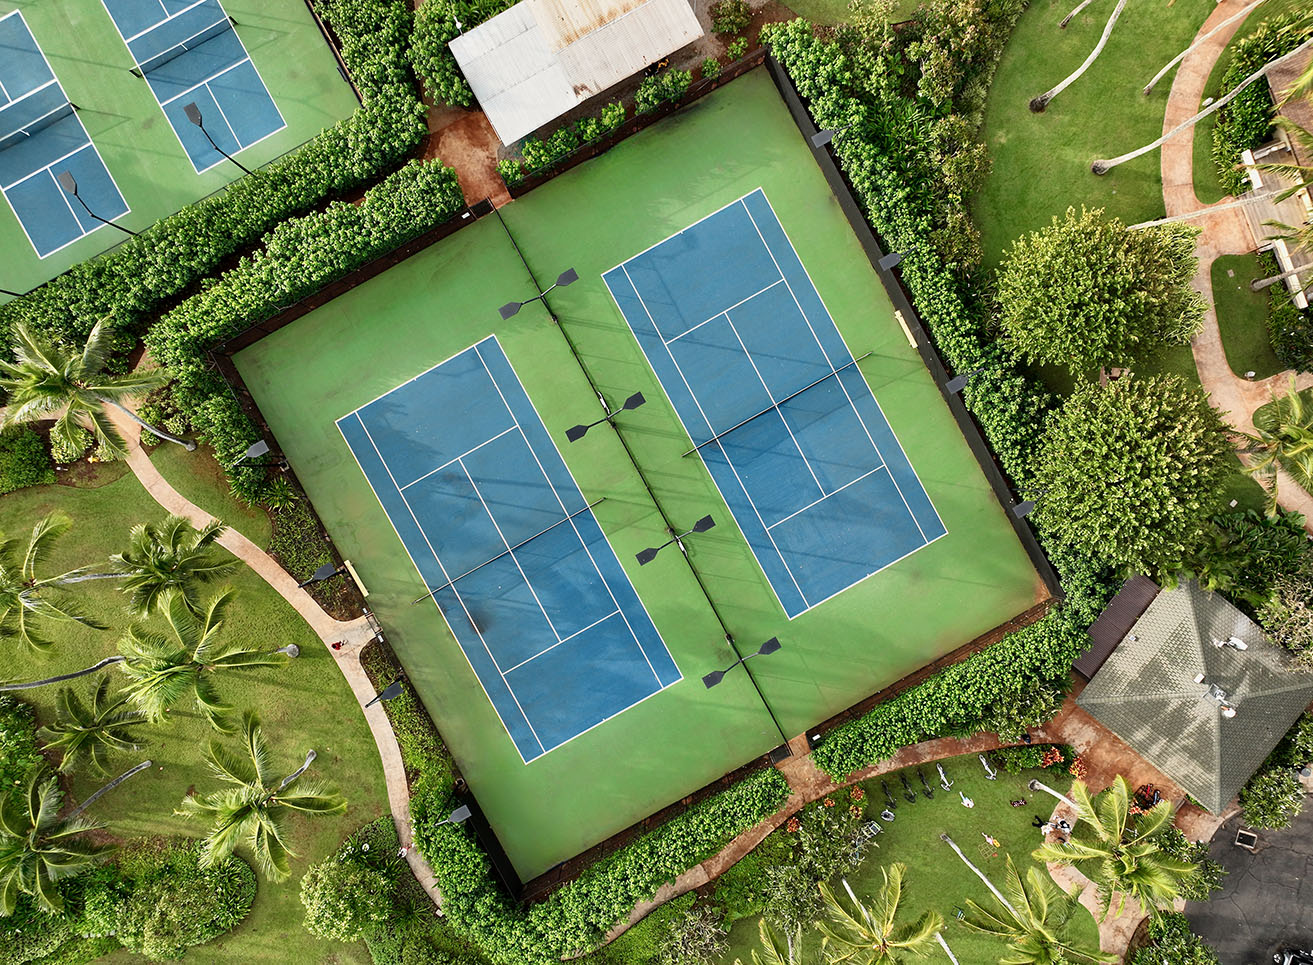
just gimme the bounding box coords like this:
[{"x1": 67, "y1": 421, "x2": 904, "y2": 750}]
[
  {"x1": 0, "y1": 85, "x2": 73, "y2": 153},
  {"x1": 138, "y1": 16, "x2": 233, "y2": 75}
]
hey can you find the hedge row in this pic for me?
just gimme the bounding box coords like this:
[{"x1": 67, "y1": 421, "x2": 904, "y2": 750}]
[
  {"x1": 410, "y1": 0, "x2": 517, "y2": 106},
  {"x1": 0, "y1": 0, "x2": 426, "y2": 355},
  {"x1": 412, "y1": 767, "x2": 791, "y2": 964},
  {"x1": 1210, "y1": 13, "x2": 1313, "y2": 196},
  {"x1": 811, "y1": 611, "x2": 1088, "y2": 778},
  {"x1": 143, "y1": 159, "x2": 465, "y2": 495},
  {"x1": 1262, "y1": 251, "x2": 1313, "y2": 370}
]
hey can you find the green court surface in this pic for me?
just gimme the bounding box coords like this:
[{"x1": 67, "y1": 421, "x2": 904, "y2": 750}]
[
  {"x1": 235, "y1": 69, "x2": 1043, "y2": 878},
  {"x1": 0, "y1": 0, "x2": 358, "y2": 294}
]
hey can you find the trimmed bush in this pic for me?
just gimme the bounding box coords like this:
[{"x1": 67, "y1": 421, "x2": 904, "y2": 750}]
[
  {"x1": 635, "y1": 70, "x2": 693, "y2": 114},
  {"x1": 414, "y1": 767, "x2": 790, "y2": 963},
  {"x1": 1129, "y1": 910, "x2": 1220, "y2": 965},
  {"x1": 410, "y1": 0, "x2": 517, "y2": 106},
  {"x1": 702, "y1": 57, "x2": 723, "y2": 80},
  {"x1": 301, "y1": 853, "x2": 396, "y2": 942},
  {"x1": 710, "y1": 0, "x2": 751, "y2": 35},
  {"x1": 0, "y1": 429, "x2": 53, "y2": 495},
  {"x1": 0, "y1": 0, "x2": 426, "y2": 357},
  {"x1": 1262, "y1": 251, "x2": 1313, "y2": 370}
]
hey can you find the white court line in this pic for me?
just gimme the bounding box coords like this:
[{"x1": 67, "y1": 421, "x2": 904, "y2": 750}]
[
  {"x1": 617, "y1": 264, "x2": 811, "y2": 613},
  {"x1": 740, "y1": 196, "x2": 929, "y2": 544},
  {"x1": 399, "y1": 424, "x2": 516, "y2": 490},
  {"x1": 767, "y1": 464, "x2": 886, "y2": 531},
  {"x1": 158, "y1": 56, "x2": 248, "y2": 106},
  {"x1": 122, "y1": 0, "x2": 212, "y2": 43},
  {"x1": 350, "y1": 413, "x2": 547, "y2": 761},
  {"x1": 721, "y1": 308, "x2": 826, "y2": 497},
  {"x1": 664, "y1": 278, "x2": 785, "y2": 343},
  {"x1": 0, "y1": 78, "x2": 59, "y2": 112},
  {"x1": 458, "y1": 456, "x2": 564, "y2": 644},
  {"x1": 501, "y1": 609, "x2": 622, "y2": 674},
  {"x1": 2, "y1": 139, "x2": 91, "y2": 191},
  {"x1": 99, "y1": 0, "x2": 287, "y2": 174},
  {"x1": 602, "y1": 191, "x2": 775, "y2": 277},
  {"x1": 752, "y1": 190, "x2": 948, "y2": 539},
  {"x1": 473, "y1": 340, "x2": 668, "y2": 690}
]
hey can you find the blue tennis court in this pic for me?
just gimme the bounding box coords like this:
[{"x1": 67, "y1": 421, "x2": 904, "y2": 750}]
[
  {"x1": 338, "y1": 337, "x2": 681, "y2": 763},
  {"x1": 101, "y1": 0, "x2": 285, "y2": 173},
  {"x1": 0, "y1": 11, "x2": 129, "y2": 258},
  {"x1": 604, "y1": 189, "x2": 947, "y2": 618}
]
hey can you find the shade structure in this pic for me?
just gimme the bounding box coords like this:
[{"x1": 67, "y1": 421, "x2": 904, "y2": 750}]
[
  {"x1": 449, "y1": 0, "x2": 704, "y2": 145},
  {"x1": 1077, "y1": 580, "x2": 1313, "y2": 813}
]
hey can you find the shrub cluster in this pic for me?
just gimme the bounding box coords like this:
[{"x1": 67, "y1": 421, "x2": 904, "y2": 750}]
[
  {"x1": 410, "y1": 0, "x2": 517, "y2": 106},
  {"x1": 710, "y1": 0, "x2": 751, "y2": 35},
  {"x1": 0, "y1": 0, "x2": 426, "y2": 357},
  {"x1": 1238, "y1": 711, "x2": 1313, "y2": 829},
  {"x1": 1210, "y1": 13, "x2": 1313, "y2": 196},
  {"x1": 1261, "y1": 251, "x2": 1313, "y2": 370},
  {"x1": 0, "y1": 428, "x2": 54, "y2": 495},
  {"x1": 498, "y1": 102, "x2": 627, "y2": 185},
  {"x1": 143, "y1": 160, "x2": 465, "y2": 493},
  {"x1": 0, "y1": 695, "x2": 41, "y2": 788},
  {"x1": 360, "y1": 641, "x2": 453, "y2": 783},
  {"x1": 635, "y1": 70, "x2": 694, "y2": 114},
  {"x1": 1128, "y1": 910, "x2": 1220, "y2": 965},
  {"x1": 412, "y1": 766, "x2": 790, "y2": 964}
]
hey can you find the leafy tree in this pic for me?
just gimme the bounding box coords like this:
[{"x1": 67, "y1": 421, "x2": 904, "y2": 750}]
[
  {"x1": 0, "y1": 765, "x2": 112, "y2": 914},
  {"x1": 38, "y1": 677, "x2": 147, "y2": 775},
  {"x1": 1238, "y1": 767, "x2": 1303, "y2": 829},
  {"x1": 0, "y1": 319, "x2": 194, "y2": 456},
  {"x1": 1158, "y1": 828, "x2": 1226, "y2": 903},
  {"x1": 763, "y1": 863, "x2": 824, "y2": 936},
  {"x1": 1178, "y1": 509, "x2": 1306, "y2": 607},
  {"x1": 661, "y1": 902, "x2": 728, "y2": 965},
  {"x1": 117, "y1": 589, "x2": 289, "y2": 732},
  {"x1": 177, "y1": 712, "x2": 346, "y2": 881},
  {"x1": 1241, "y1": 381, "x2": 1313, "y2": 507},
  {"x1": 0, "y1": 513, "x2": 108, "y2": 653},
  {"x1": 1032, "y1": 777, "x2": 1201, "y2": 920},
  {"x1": 816, "y1": 865, "x2": 942, "y2": 963},
  {"x1": 957, "y1": 853, "x2": 1112, "y2": 964},
  {"x1": 111, "y1": 515, "x2": 237, "y2": 616},
  {"x1": 1259, "y1": 557, "x2": 1313, "y2": 668},
  {"x1": 1030, "y1": 377, "x2": 1232, "y2": 577},
  {"x1": 300, "y1": 858, "x2": 395, "y2": 942},
  {"x1": 996, "y1": 207, "x2": 1204, "y2": 376}
]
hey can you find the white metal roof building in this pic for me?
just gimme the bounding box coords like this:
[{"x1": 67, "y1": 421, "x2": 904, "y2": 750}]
[{"x1": 449, "y1": 0, "x2": 704, "y2": 145}]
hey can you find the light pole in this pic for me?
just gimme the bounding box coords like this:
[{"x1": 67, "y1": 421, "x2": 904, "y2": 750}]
[
  {"x1": 566, "y1": 391, "x2": 646, "y2": 442},
  {"x1": 636, "y1": 515, "x2": 714, "y2": 565},
  {"x1": 498, "y1": 268, "x2": 578, "y2": 319},
  {"x1": 182, "y1": 102, "x2": 252, "y2": 175},
  {"x1": 702, "y1": 636, "x2": 780, "y2": 688},
  {"x1": 364, "y1": 680, "x2": 404, "y2": 709},
  {"x1": 297, "y1": 562, "x2": 345, "y2": 588},
  {"x1": 945, "y1": 367, "x2": 985, "y2": 394},
  {"x1": 810, "y1": 120, "x2": 858, "y2": 148},
  {"x1": 433, "y1": 803, "x2": 472, "y2": 827},
  {"x1": 56, "y1": 171, "x2": 136, "y2": 236}
]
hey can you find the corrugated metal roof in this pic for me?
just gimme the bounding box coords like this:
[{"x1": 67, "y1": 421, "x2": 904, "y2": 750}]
[
  {"x1": 449, "y1": 0, "x2": 703, "y2": 144},
  {"x1": 1077, "y1": 580, "x2": 1313, "y2": 813}
]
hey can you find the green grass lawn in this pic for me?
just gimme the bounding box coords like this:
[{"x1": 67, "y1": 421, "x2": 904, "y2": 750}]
[
  {"x1": 0, "y1": 0, "x2": 360, "y2": 295},
  {"x1": 973, "y1": 0, "x2": 1216, "y2": 268},
  {"x1": 145, "y1": 441, "x2": 274, "y2": 546},
  {"x1": 0, "y1": 464, "x2": 387, "y2": 964},
  {"x1": 715, "y1": 754, "x2": 1102, "y2": 964},
  {"x1": 1212, "y1": 253, "x2": 1285, "y2": 380},
  {"x1": 234, "y1": 68, "x2": 1043, "y2": 880}
]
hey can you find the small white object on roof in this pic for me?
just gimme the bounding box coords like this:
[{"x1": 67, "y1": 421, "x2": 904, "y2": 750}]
[{"x1": 450, "y1": 0, "x2": 704, "y2": 145}]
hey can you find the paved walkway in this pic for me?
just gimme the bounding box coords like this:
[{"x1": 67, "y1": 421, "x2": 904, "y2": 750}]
[
  {"x1": 1160, "y1": 0, "x2": 1313, "y2": 521},
  {"x1": 104, "y1": 408, "x2": 443, "y2": 905}
]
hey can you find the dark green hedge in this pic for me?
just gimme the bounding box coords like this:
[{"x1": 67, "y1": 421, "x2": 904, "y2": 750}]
[
  {"x1": 409, "y1": 0, "x2": 516, "y2": 106},
  {"x1": 413, "y1": 767, "x2": 790, "y2": 964},
  {"x1": 0, "y1": 428, "x2": 54, "y2": 495},
  {"x1": 1210, "y1": 14, "x2": 1313, "y2": 196},
  {"x1": 0, "y1": 0, "x2": 426, "y2": 355},
  {"x1": 143, "y1": 159, "x2": 465, "y2": 493}
]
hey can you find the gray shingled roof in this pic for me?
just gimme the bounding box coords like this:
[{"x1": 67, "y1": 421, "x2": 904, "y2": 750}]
[{"x1": 1077, "y1": 580, "x2": 1313, "y2": 813}]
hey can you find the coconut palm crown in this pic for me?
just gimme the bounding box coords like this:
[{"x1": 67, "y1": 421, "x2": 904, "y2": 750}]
[
  {"x1": 0, "y1": 512, "x2": 105, "y2": 653},
  {"x1": 177, "y1": 712, "x2": 345, "y2": 881},
  {"x1": 0, "y1": 318, "x2": 193, "y2": 456},
  {"x1": 112, "y1": 515, "x2": 237, "y2": 616},
  {"x1": 816, "y1": 864, "x2": 943, "y2": 963},
  {"x1": 39, "y1": 676, "x2": 148, "y2": 775}
]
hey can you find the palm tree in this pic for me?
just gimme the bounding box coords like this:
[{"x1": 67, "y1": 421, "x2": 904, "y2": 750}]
[
  {"x1": 0, "y1": 512, "x2": 109, "y2": 653},
  {"x1": 1141, "y1": 0, "x2": 1269, "y2": 95},
  {"x1": 117, "y1": 588, "x2": 293, "y2": 732},
  {"x1": 1239, "y1": 378, "x2": 1313, "y2": 510},
  {"x1": 111, "y1": 515, "x2": 237, "y2": 616},
  {"x1": 1092, "y1": 36, "x2": 1313, "y2": 173},
  {"x1": 0, "y1": 765, "x2": 112, "y2": 914},
  {"x1": 816, "y1": 865, "x2": 943, "y2": 963},
  {"x1": 0, "y1": 318, "x2": 195, "y2": 456},
  {"x1": 38, "y1": 677, "x2": 148, "y2": 775},
  {"x1": 949, "y1": 847, "x2": 1113, "y2": 965},
  {"x1": 1031, "y1": 777, "x2": 1200, "y2": 920},
  {"x1": 176, "y1": 712, "x2": 345, "y2": 881},
  {"x1": 1030, "y1": 0, "x2": 1129, "y2": 112},
  {"x1": 736, "y1": 920, "x2": 813, "y2": 965}
]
